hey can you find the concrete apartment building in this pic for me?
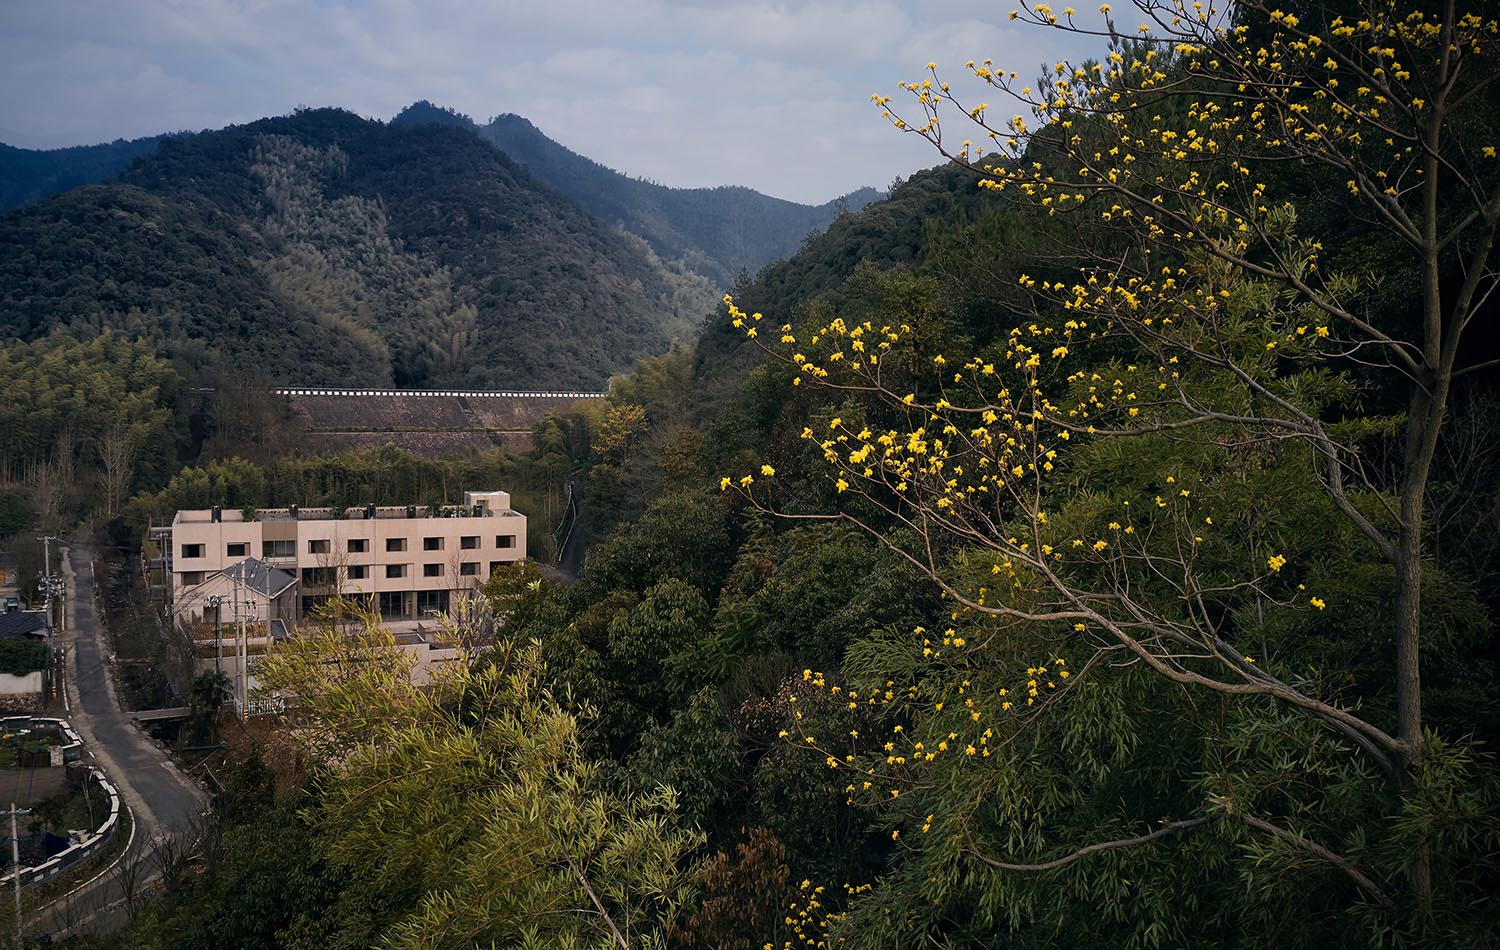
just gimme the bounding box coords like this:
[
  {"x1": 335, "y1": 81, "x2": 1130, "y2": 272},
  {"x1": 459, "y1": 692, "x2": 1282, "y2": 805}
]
[{"x1": 166, "y1": 490, "x2": 527, "y2": 633}]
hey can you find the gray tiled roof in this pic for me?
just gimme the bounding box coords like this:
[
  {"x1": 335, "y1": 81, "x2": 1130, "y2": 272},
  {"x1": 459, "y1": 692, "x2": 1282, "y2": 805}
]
[
  {"x1": 0, "y1": 611, "x2": 48, "y2": 639},
  {"x1": 219, "y1": 558, "x2": 297, "y2": 597}
]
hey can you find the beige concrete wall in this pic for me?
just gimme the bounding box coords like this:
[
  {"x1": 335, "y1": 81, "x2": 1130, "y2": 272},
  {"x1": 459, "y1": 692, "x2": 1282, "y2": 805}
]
[
  {"x1": 172, "y1": 572, "x2": 277, "y2": 628},
  {"x1": 172, "y1": 518, "x2": 260, "y2": 578},
  {"x1": 199, "y1": 636, "x2": 462, "y2": 693},
  {"x1": 171, "y1": 494, "x2": 527, "y2": 624},
  {"x1": 0, "y1": 672, "x2": 43, "y2": 695}
]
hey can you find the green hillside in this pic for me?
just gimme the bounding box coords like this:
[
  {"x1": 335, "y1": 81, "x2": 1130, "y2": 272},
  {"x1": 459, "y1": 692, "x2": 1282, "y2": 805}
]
[
  {"x1": 0, "y1": 108, "x2": 708, "y2": 388},
  {"x1": 0, "y1": 135, "x2": 163, "y2": 211},
  {"x1": 393, "y1": 101, "x2": 883, "y2": 287}
]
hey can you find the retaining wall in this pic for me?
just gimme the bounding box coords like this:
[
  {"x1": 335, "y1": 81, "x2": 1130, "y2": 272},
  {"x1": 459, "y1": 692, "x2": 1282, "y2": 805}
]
[{"x1": 0, "y1": 717, "x2": 120, "y2": 888}]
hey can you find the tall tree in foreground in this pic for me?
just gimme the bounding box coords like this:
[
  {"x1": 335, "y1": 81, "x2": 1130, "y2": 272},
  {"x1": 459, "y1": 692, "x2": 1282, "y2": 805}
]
[
  {"x1": 256, "y1": 608, "x2": 702, "y2": 948},
  {"x1": 727, "y1": 0, "x2": 1499, "y2": 941}
]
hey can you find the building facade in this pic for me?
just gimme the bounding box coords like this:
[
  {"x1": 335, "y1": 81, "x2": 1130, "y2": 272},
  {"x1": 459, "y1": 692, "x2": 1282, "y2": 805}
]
[{"x1": 167, "y1": 490, "x2": 527, "y2": 631}]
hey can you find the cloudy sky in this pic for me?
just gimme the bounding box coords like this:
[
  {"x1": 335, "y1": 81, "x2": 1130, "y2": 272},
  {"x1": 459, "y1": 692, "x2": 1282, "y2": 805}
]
[{"x1": 0, "y1": 1, "x2": 1109, "y2": 204}]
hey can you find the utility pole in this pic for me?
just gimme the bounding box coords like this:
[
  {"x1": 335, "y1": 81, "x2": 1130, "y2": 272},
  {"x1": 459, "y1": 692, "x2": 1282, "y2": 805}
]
[
  {"x1": 36, "y1": 538, "x2": 65, "y2": 695},
  {"x1": 207, "y1": 594, "x2": 229, "y2": 674},
  {"x1": 233, "y1": 572, "x2": 242, "y2": 717},
  {"x1": 5, "y1": 802, "x2": 30, "y2": 948},
  {"x1": 206, "y1": 581, "x2": 258, "y2": 717},
  {"x1": 240, "y1": 600, "x2": 258, "y2": 721},
  {"x1": 36, "y1": 535, "x2": 63, "y2": 632}
]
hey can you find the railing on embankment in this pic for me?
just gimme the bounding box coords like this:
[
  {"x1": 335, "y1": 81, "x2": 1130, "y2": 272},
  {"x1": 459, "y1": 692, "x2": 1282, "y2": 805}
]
[{"x1": 0, "y1": 717, "x2": 122, "y2": 888}]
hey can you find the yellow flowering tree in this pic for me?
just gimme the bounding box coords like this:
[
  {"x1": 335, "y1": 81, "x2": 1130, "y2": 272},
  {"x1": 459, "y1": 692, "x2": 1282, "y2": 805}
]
[{"x1": 725, "y1": 0, "x2": 1499, "y2": 932}]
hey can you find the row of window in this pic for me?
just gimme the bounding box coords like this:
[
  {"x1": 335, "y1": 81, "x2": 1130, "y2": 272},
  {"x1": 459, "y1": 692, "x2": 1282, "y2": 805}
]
[
  {"x1": 181, "y1": 560, "x2": 510, "y2": 589},
  {"x1": 302, "y1": 590, "x2": 452, "y2": 618},
  {"x1": 181, "y1": 535, "x2": 517, "y2": 559},
  {"x1": 301, "y1": 561, "x2": 504, "y2": 583}
]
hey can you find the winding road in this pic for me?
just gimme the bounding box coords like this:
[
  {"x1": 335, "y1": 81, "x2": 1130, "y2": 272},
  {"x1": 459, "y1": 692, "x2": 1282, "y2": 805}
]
[{"x1": 26, "y1": 543, "x2": 208, "y2": 938}]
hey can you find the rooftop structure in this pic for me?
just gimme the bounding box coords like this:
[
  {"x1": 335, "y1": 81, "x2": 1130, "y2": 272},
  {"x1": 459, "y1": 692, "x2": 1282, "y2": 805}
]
[
  {"x1": 218, "y1": 558, "x2": 297, "y2": 598},
  {"x1": 0, "y1": 611, "x2": 49, "y2": 640}
]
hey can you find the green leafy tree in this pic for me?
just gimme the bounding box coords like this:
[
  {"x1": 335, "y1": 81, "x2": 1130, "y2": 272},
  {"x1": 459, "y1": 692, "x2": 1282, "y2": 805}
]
[
  {"x1": 626, "y1": 688, "x2": 743, "y2": 834},
  {"x1": 724, "y1": 0, "x2": 1500, "y2": 940},
  {"x1": 256, "y1": 612, "x2": 703, "y2": 948}
]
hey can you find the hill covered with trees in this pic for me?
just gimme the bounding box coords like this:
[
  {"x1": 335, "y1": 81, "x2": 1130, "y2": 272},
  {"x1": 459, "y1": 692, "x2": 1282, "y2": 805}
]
[
  {"x1": 0, "y1": 107, "x2": 712, "y2": 388},
  {"x1": 394, "y1": 100, "x2": 884, "y2": 287},
  {"x1": 47, "y1": 1, "x2": 1500, "y2": 946},
  {"x1": 0, "y1": 134, "x2": 164, "y2": 211}
]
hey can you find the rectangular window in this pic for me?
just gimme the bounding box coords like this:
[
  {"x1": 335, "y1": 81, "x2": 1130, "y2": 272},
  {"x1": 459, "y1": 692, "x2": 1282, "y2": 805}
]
[
  {"x1": 308, "y1": 539, "x2": 330, "y2": 554},
  {"x1": 423, "y1": 536, "x2": 443, "y2": 551},
  {"x1": 226, "y1": 542, "x2": 248, "y2": 557},
  {"x1": 386, "y1": 564, "x2": 406, "y2": 579},
  {"x1": 460, "y1": 535, "x2": 479, "y2": 550},
  {"x1": 460, "y1": 562, "x2": 479, "y2": 576},
  {"x1": 417, "y1": 589, "x2": 449, "y2": 615},
  {"x1": 489, "y1": 561, "x2": 503, "y2": 576},
  {"x1": 347, "y1": 565, "x2": 368, "y2": 580},
  {"x1": 301, "y1": 567, "x2": 335, "y2": 586},
  {"x1": 385, "y1": 537, "x2": 407, "y2": 553},
  {"x1": 301, "y1": 594, "x2": 331, "y2": 616},
  {"x1": 180, "y1": 543, "x2": 204, "y2": 559},
  {"x1": 423, "y1": 563, "x2": 443, "y2": 577},
  {"x1": 347, "y1": 538, "x2": 368, "y2": 553},
  {"x1": 496, "y1": 535, "x2": 516, "y2": 549},
  {"x1": 180, "y1": 571, "x2": 204, "y2": 586},
  {"x1": 378, "y1": 591, "x2": 405, "y2": 619},
  {"x1": 262, "y1": 539, "x2": 296, "y2": 559}
]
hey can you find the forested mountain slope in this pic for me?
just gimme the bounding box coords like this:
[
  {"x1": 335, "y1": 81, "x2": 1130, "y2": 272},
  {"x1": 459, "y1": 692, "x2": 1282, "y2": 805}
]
[
  {"x1": 0, "y1": 135, "x2": 163, "y2": 211},
  {"x1": 393, "y1": 100, "x2": 883, "y2": 287},
  {"x1": 0, "y1": 108, "x2": 706, "y2": 388},
  {"x1": 80, "y1": 4, "x2": 1500, "y2": 947}
]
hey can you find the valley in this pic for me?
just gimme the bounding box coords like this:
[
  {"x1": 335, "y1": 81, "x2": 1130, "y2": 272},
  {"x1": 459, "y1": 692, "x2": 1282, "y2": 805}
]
[{"x1": 1, "y1": 2, "x2": 1499, "y2": 946}]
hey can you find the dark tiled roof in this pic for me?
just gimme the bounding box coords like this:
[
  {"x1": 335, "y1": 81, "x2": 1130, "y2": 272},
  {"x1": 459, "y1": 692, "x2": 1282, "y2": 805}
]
[
  {"x1": 219, "y1": 558, "x2": 297, "y2": 598},
  {"x1": 0, "y1": 611, "x2": 48, "y2": 639}
]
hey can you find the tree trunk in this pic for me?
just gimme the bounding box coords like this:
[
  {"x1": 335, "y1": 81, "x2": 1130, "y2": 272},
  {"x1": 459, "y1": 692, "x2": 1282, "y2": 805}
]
[{"x1": 1395, "y1": 362, "x2": 1451, "y2": 914}]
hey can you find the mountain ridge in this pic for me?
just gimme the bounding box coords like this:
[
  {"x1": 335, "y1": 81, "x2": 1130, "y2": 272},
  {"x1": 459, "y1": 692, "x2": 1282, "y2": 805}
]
[
  {"x1": 0, "y1": 108, "x2": 709, "y2": 389},
  {"x1": 0, "y1": 134, "x2": 165, "y2": 211},
  {"x1": 394, "y1": 100, "x2": 883, "y2": 286},
  {"x1": 2, "y1": 102, "x2": 884, "y2": 291}
]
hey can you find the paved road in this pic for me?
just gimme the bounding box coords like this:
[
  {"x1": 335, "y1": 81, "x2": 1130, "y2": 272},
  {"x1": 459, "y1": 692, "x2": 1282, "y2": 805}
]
[{"x1": 27, "y1": 543, "x2": 208, "y2": 939}]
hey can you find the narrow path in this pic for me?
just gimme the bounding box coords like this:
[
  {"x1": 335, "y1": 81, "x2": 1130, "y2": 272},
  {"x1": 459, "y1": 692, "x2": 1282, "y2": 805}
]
[{"x1": 26, "y1": 543, "x2": 209, "y2": 939}]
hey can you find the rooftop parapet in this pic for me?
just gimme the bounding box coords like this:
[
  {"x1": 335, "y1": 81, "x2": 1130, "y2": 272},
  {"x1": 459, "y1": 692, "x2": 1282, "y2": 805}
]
[{"x1": 173, "y1": 492, "x2": 519, "y2": 526}]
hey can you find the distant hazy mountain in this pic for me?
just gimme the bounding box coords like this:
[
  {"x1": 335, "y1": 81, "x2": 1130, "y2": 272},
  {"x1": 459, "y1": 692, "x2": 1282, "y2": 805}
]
[
  {"x1": 392, "y1": 101, "x2": 883, "y2": 286},
  {"x1": 0, "y1": 135, "x2": 164, "y2": 211},
  {"x1": 0, "y1": 108, "x2": 712, "y2": 388}
]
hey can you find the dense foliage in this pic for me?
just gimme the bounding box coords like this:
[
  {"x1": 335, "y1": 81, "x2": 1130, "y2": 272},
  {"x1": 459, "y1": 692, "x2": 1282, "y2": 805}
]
[
  {"x1": 0, "y1": 108, "x2": 700, "y2": 388},
  {"x1": 0, "y1": 637, "x2": 48, "y2": 675},
  {"x1": 0, "y1": 135, "x2": 162, "y2": 212},
  {"x1": 0, "y1": 332, "x2": 187, "y2": 560},
  {"x1": 70, "y1": 1, "x2": 1500, "y2": 946}
]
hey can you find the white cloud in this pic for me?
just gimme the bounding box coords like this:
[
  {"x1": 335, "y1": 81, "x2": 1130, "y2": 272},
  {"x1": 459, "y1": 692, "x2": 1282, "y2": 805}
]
[{"x1": 0, "y1": 0, "x2": 1111, "y2": 202}]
